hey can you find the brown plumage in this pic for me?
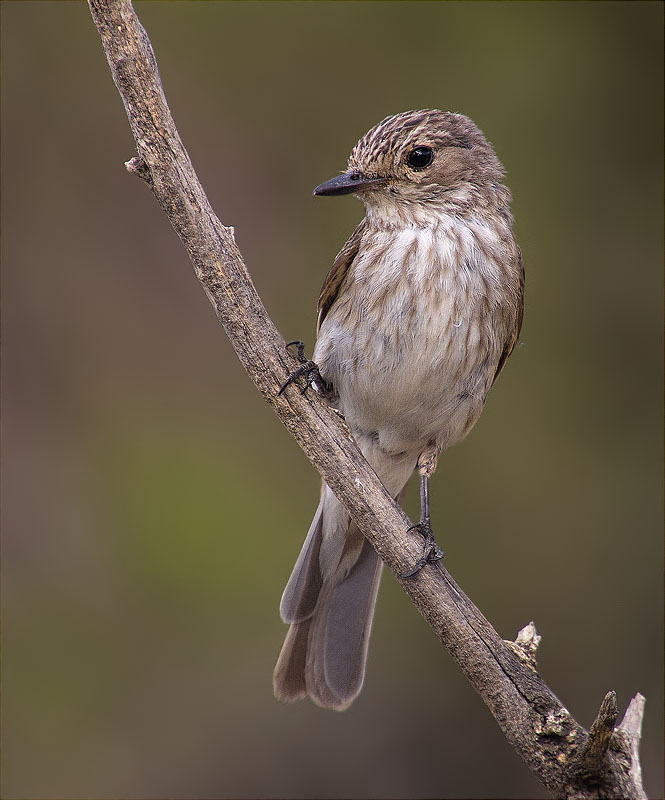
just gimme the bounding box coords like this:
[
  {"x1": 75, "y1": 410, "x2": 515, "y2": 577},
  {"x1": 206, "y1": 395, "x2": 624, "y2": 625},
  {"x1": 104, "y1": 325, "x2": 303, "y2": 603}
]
[{"x1": 274, "y1": 110, "x2": 524, "y2": 710}]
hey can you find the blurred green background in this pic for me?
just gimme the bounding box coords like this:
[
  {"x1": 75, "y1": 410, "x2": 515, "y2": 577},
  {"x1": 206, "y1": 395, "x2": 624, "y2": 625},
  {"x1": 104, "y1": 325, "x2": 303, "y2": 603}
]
[{"x1": 2, "y1": 1, "x2": 663, "y2": 798}]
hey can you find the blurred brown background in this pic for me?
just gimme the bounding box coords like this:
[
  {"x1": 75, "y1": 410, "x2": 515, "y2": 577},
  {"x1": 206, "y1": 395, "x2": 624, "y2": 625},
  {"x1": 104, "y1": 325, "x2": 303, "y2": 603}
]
[{"x1": 2, "y1": 2, "x2": 663, "y2": 798}]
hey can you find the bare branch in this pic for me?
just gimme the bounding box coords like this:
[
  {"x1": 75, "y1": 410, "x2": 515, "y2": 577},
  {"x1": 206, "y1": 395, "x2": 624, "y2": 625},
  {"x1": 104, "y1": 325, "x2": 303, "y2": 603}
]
[{"x1": 86, "y1": 2, "x2": 648, "y2": 797}]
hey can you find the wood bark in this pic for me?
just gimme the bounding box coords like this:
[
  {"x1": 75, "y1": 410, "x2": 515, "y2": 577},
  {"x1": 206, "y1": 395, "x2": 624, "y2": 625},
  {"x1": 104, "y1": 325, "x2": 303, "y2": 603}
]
[{"x1": 87, "y1": 2, "x2": 647, "y2": 797}]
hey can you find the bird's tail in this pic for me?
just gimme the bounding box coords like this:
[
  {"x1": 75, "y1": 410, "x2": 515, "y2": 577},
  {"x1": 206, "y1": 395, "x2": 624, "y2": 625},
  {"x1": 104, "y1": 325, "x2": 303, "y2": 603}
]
[
  {"x1": 274, "y1": 422, "x2": 424, "y2": 710},
  {"x1": 273, "y1": 484, "x2": 383, "y2": 710}
]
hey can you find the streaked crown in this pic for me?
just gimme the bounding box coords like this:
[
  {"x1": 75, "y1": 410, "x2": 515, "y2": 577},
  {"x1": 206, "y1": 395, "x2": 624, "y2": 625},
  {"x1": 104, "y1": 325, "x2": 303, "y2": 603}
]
[{"x1": 348, "y1": 109, "x2": 506, "y2": 203}]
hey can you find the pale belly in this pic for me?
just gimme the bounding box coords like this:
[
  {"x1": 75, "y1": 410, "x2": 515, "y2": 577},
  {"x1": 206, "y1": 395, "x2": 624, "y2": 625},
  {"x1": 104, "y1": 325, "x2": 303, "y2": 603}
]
[{"x1": 316, "y1": 308, "x2": 492, "y2": 457}]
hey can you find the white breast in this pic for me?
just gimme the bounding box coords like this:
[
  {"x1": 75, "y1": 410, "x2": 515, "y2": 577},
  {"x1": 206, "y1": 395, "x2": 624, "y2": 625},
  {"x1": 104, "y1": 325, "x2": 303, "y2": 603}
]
[{"x1": 314, "y1": 216, "x2": 510, "y2": 458}]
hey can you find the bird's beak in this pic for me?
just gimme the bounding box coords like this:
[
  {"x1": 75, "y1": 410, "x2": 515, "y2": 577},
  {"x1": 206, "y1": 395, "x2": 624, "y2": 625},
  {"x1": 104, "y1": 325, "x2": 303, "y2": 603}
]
[{"x1": 313, "y1": 171, "x2": 385, "y2": 197}]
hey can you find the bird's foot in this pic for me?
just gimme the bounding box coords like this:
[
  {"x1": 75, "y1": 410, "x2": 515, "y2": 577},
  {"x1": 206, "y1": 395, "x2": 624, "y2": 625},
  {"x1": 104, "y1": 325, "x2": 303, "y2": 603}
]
[
  {"x1": 278, "y1": 341, "x2": 333, "y2": 399},
  {"x1": 400, "y1": 519, "x2": 444, "y2": 578}
]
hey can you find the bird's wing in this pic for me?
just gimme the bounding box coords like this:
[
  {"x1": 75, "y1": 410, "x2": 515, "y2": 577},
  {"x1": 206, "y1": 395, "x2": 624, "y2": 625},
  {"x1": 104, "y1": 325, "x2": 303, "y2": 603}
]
[
  {"x1": 492, "y1": 245, "x2": 525, "y2": 385},
  {"x1": 317, "y1": 219, "x2": 367, "y2": 333}
]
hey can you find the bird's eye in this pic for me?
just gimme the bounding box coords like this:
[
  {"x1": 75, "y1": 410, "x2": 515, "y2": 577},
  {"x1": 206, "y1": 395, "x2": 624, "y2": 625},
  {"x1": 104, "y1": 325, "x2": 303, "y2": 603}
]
[{"x1": 406, "y1": 146, "x2": 434, "y2": 170}]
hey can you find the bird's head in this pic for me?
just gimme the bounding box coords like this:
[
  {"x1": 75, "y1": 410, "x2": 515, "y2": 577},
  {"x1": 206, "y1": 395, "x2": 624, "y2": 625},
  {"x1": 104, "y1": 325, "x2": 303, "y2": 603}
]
[{"x1": 313, "y1": 110, "x2": 506, "y2": 221}]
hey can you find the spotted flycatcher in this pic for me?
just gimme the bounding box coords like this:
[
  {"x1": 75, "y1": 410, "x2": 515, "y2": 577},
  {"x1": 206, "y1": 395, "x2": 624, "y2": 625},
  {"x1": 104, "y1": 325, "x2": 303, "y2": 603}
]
[{"x1": 274, "y1": 110, "x2": 524, "y2": 710}]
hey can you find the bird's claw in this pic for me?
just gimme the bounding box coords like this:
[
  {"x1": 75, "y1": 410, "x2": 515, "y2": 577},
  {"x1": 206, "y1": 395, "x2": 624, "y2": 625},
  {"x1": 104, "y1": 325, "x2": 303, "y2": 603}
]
[
  {"x1": 285, "y1": 340, "x2": 307, "y2": 363},
  {"x1": 278, "y1": 341, "x2": 331, "y2": 398},
  {"x1": 400, "y1": 520, "x2": 444, "y2": 578}
]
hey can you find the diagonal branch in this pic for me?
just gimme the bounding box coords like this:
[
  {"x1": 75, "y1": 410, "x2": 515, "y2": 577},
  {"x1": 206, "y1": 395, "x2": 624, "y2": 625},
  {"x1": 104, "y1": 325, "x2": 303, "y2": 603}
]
[{"x1": 87, "y1": 2, "x2": 647, "y2": 797}]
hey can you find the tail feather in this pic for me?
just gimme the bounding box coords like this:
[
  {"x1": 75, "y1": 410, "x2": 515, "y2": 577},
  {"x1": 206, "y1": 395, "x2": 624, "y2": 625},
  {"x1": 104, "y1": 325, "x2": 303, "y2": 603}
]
[
  {"x1": 279, "y1": 499, "x2": 325, "y2": 624},
  {"x1": 272, "y1": 618, "x2": 311, "y2": 703},
  {"x1": 306, "y1": 533, "x2": 382, "y2": 709}
]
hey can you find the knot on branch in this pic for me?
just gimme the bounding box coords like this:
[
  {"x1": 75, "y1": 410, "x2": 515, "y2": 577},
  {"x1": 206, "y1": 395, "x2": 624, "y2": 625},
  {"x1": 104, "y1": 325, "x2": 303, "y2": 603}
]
[
  {"x1": 535, "y1": 706, "x2": 571, "y2": 738},
  {"x1": 505, "y1": 621, "x2": 541, "y2": 671},
  {"x1": 125, "y1": 156, "x2": 152, "y2": 185}
]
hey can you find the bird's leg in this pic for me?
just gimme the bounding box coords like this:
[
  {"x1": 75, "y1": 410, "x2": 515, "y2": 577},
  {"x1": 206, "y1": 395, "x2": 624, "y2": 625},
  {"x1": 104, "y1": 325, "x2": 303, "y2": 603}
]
[
  {"x1": 278, "y1": 340, "x2": 334, "y2": 400},
  {"x1": 400, "y1": 447, "x2": 444, "y2": 578}
]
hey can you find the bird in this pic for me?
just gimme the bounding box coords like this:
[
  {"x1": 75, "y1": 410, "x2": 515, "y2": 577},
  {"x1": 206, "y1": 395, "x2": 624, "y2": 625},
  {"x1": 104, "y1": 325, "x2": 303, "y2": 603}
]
[{"x1": 273, "y1": 109, "x2": 524, "y2": 711}]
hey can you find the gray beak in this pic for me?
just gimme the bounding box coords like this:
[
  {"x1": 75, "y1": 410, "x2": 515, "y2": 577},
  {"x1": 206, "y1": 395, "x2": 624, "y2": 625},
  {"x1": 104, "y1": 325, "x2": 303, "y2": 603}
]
[{"x1": 313, "y1": 171, "x2": 385, "y2": 197}]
